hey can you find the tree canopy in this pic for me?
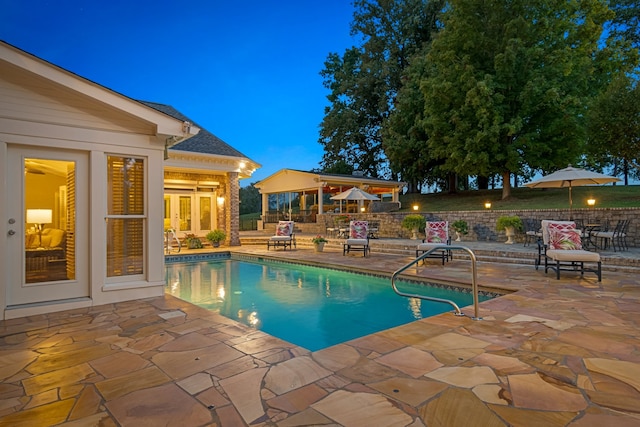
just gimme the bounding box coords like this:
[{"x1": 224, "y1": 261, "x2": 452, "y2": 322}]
[{"x1": 319, "y1": 0, "x2": 639, "y2": 197}]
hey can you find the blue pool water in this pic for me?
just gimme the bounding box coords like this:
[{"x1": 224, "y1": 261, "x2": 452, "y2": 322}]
[{"x1": 165, "y1": 258, "x2": 494, "y2": 351}]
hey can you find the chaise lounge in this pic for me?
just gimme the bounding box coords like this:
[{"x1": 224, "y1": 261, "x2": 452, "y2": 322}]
[
  {"x1": 343, "y1": 220, "x2": 369, "y2": 256},
  {"x1": 416, "y1": 221, "x2": 451, "y2": 265},
  {"x1": 537, "y1": 220, "x2": 601, "y2": 281},
  {"x1": 267, "y1": 221, "x2": 296, "y2": 250}
]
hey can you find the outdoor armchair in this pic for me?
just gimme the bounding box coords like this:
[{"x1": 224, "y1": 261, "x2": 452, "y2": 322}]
[
  {"x1": 343, "y1": 220, "x2": 369, "y2": 256},
  {"x1": 416, "y1": 221, "x2": 451, "y2": 265},
  {"x1": 537, "y1": 220, "x2": 601, "y2": 281},
  {"x1": 267, "y1": 221, "x2": 296, "y2": 250}
]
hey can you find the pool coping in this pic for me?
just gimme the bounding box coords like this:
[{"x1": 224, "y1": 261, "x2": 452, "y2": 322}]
[{"x1": 165, "y1": 250, "x2": 505, "y2": 300}]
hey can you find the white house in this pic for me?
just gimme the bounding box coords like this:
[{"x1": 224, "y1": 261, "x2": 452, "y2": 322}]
[{"x1": 0, "y1": 41, "x2": 258, "y2": 319}]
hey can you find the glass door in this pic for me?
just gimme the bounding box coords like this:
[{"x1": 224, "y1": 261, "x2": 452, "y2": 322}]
[
  {"x1": 164, "y1": 192, "x2": 194, "y2": 235},
  {"x1": 163, "y1": 193, "x2": 215, "y2": 236},
  {"x1": 6, "y1": 145, "x2": 89, "y2": 305}
]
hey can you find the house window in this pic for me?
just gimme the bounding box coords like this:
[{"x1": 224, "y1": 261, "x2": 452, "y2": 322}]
[{"x1": 106, "y1": 156, "x2": 145, "y2": 277}]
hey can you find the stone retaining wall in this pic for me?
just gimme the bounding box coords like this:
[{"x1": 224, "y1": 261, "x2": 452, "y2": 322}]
[{"x1": 315, "y1": 207, "x2": 639, "y2": 246}]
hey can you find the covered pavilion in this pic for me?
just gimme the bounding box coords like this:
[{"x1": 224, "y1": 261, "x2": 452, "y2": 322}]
[{"x1": 254, "y1": 169, "x2": 406, "y2": 224}]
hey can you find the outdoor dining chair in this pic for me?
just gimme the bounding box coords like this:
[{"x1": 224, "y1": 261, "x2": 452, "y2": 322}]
[
  {"x1": 591, "y1": 219, "x2": 628, "y2": 252},
  {"x1": 523, "y1": 218, "x2": 542, "y2": 247}
]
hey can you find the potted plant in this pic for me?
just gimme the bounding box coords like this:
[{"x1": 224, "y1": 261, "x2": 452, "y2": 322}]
[
  {"x1": 402, "y1": 214, "x2": 426, "y2": 240},
  {"x1": 311, "y1": 235, "x2": 328, "y2": 252},
  {"x1": 206, "y1": 229, "x2": 226, "y2": 248},
  {"x1": 184, "y1": 233, "x2": 203, "y2": 249},
  {"x1": 451, "y1": 220, "x2": 468, "y2": 242},
  {"x1": 335, "y1": 214, "x2": 351, "y2": 223},
  {"x1": 496, "y1": 216, "x2": 523, "y2": 244}
]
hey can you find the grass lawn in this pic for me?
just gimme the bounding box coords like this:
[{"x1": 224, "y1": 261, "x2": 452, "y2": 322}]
[
  {"x1": 240, "y1": 185, "x2": 640, "y2": 220},
  {"x1": 400, "y1": 185, "x2": 640, "y2": 212}
]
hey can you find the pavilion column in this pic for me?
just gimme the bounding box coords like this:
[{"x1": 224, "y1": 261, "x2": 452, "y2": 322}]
[
  {"x1": 318, "y1": 183, "x2": 324, "y2": 215},
  {"x1": 261, "y1": 193, "x2": 268, "y2": 219}
]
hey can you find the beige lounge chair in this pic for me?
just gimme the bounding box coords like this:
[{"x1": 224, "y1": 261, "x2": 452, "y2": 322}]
[
  {"x1": 267, "y1": 221, "x2": 296, "y2": 250},
  {"x1": 416, "y1": 221, "x2": 451, "y2": 265},
  {"x1": 538, "y1": 220, "x2": 601, "y2": 281},
  {"x1": 343, "y1": 220, "x2": 369, "y2": 256}
]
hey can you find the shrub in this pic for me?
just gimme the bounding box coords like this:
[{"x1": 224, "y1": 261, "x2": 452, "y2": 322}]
[
  {"x1": 496, "y1": 216, "x2": 523, "y2": 232},
  {"x1": 184, "y1": 233, "x2": 203, "y2": 249},
  {"x1": 402, "y1": 214, "x2": 426, "y2": 231},
  {"x1": 452, "y1": 220, "x2": 468, "y2": 235},
  {"x1": 206, "y1": 229, "x2": 226, "y2": 243}
]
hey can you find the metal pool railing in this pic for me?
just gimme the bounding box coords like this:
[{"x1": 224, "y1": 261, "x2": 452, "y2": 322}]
[{"x1": 391, "y1": 245, "x2": 482, "y2": 320}]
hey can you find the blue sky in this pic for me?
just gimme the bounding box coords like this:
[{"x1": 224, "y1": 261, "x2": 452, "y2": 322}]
[{"x1": 0, "y1": 1, "x2": 356, "y2": 185}]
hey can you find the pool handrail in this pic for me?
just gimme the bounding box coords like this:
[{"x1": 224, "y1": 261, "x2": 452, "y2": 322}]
[{"x1": 391, "y1": 245, "x2": 482, "y2": 320}]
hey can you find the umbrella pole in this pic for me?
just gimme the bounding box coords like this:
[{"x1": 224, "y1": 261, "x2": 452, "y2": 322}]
[{"x1": 569, "y1": 184, "x2": 573, "y2": 220}]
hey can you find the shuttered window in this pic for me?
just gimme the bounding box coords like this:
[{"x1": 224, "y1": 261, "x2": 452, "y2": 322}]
[{"x1": 106, "y1": 156, "x2": 145, "y2": 277}]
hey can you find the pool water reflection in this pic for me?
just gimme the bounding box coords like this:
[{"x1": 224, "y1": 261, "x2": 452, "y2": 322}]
[{"x1": 165, "y1": 259, "x2": 494, "y2": 351}]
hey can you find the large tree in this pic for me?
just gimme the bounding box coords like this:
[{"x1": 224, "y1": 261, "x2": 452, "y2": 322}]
[
  {"x1": 319, "y1": 0, "x2": 443, "y2": 178},
  {"x1": 420, "y1": 0, "x2": 617, "y2": 199},
  {"x1": 587, "y1": 73, "x2": 640, "y2": 184}
]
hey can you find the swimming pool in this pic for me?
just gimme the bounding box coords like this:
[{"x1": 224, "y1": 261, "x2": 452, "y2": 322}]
[{"x1": 165, "y1": 257, "x2": 495, "y2": 351}]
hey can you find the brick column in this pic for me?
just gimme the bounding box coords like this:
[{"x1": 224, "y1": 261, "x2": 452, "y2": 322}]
[{"x1": 227, "y1": 171, "x2": 240, "y2": 246}]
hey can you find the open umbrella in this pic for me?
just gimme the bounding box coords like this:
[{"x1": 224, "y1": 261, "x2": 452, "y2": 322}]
[
  {"x1": 330, "y1": 187, "x2": 380, "y2": 201},
  {"x1": 524, "y1": 166, "x2": 620, "y2": 219},
  {"x1": 330, "y1": 187, "x2": 380, "y2": 214}
]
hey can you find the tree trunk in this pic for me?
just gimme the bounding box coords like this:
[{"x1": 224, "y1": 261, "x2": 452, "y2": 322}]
[
  {"x1": 447, "y1": 172, "x2": 457, "y2": 194},
  {"x1": 501, "y1": 171, "x2": 512, "y2": 200},
  {"x1": 477, "y1": 176, "x2": 489, "y2": 190}
]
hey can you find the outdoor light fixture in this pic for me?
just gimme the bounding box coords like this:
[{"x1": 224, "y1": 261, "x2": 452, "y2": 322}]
[
  {"x1": 587, "y1": 198, "x2": 596, "y2": 207},
  {"x1": 412, "y1": 204, "x2": 419, "y2": 211},
  {"x1": 484, "y1": 202, "x2": 492, "y2": 209},
  {"x1": 217, "y1": 196, "x2": 225, "y2": 206},
  {"x1": 26, "y1": 209, "x2": 52, "y2": 248}
]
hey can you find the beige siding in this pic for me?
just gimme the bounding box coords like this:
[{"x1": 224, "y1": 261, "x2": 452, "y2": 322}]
[{"x1": 0, "y1": 62, "x2": 154, "y2": 135}]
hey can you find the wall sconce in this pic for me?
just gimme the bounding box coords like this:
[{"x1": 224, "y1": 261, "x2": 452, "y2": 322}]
[
  {"x1": 217, "y1": 196, "x2": 225, "y2": 206},
  {"x1": 412, "y1": 204, "x2": 419, "y2": 211},
  {"x1": 587, "y1": 198, "x2": 596, "y2": 207},
  {"x1": 360, "y1": 206, "x2": 366, "y2": 212},
  {"x1": 484, "y1": 202, "x2": 492, "y2": 209},
  {"x1": 26, "y1": 209, "x2": 52, "y2": 248}
]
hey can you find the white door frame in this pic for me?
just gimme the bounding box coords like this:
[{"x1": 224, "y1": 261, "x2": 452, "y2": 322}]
[{"x1": 5, "y1": 145, "x2": 89, "y2": 307}]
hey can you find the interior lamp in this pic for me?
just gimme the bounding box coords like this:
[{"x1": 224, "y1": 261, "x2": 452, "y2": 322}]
[
  {"x1": 587, "y1": 198, "x2": 596, "y2": 207},
  {"x1": 484, "y1": 202, "x2": 492, "y2": 209},
  {"x1": 27, "y1": 209, "x2": 52, "y2": 248}
]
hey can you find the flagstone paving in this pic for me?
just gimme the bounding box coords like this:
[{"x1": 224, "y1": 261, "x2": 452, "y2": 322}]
[{"x1": 1, "y1": 243, "x2": 640, "y2": 426}]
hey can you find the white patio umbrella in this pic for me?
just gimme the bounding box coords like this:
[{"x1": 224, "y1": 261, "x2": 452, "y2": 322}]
[
  {"x1": 330, "y1": 187, "x2": 380, "y2": 201},
  {"x1": 330, "y1": 187, "x2": 380, "y2": 214},
  {"x1": 524, "y1": 166, "x2": 620, "y2": 219}
]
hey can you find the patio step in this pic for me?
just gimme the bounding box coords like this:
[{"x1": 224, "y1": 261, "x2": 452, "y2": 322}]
[{"x1": 239, "y1": 235, "x2": 640, "y2": 274}]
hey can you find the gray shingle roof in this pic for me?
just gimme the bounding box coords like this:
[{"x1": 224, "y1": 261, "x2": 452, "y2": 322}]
[{"x1": 140, "y1": 100, "x2": 248, "y2": 158}]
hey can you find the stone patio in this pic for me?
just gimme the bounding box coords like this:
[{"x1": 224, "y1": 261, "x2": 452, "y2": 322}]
[{"x1": 1, "y1": 239, "x2": 639, "y2": 426}]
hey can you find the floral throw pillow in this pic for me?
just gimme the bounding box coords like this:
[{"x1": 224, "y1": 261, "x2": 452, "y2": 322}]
[
  {"x1": 276, "y1": 221, "x2": 292, "y2": 236},
  {"x1": 549, "y1": 229, "x2": 583, "y2": 250},
  {"x1": 426, "y1": 221, "x2": 448, "y2": 243},
  {"x1": 350, "y1": 221, "x2": 368, "y2": 239},
  {"x1": 547, "y1": 222, "x2": 576, "y2": 233}
]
